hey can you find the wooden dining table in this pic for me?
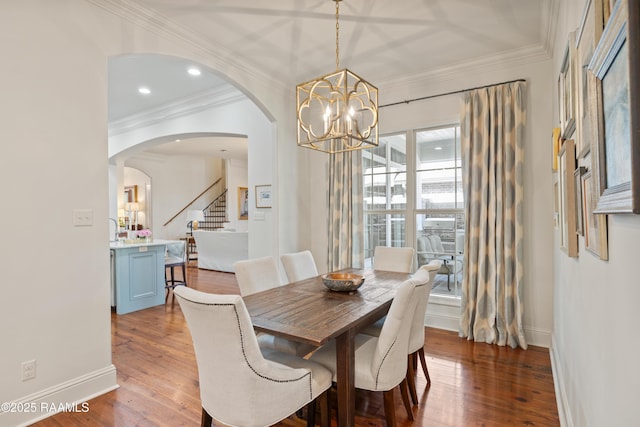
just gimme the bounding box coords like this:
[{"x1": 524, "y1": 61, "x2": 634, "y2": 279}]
[{"x1": 243, "y1": 268, "x2": 412, "y2": 427}]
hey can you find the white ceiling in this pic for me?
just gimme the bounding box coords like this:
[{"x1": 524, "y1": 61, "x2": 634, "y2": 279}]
[{"x1": 109, "y1": 0, "x2": 553, "y2": 159}]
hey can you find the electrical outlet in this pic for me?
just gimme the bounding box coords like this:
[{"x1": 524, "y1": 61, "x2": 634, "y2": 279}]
[{"x1": 22, "y1": 360, "x2": 36, "y2": 381}]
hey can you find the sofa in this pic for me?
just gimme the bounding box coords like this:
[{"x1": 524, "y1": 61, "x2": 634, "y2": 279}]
[{"x1": 192, "y1": 230, "x2": 248, "y2": 273}]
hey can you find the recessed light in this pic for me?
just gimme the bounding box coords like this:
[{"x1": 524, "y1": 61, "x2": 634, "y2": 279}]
[
  {"x1": 175, "y1": 139, "x2": 181, "y2": 142},
  {"x1": 138, "y1": 87, "x2": 151, "y2": 95},
  {"x1": 434, "y1": 146, "x2": 443, "y2": 150},
  {"x1": 188, "y1": 67, "x2": 201, "y2": 76}
]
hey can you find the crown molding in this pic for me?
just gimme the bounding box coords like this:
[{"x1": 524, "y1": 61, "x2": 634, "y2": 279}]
[
  {"x1": 87, "y1": 0, "x2": 287, "y2": 93},
  {"x1": 108, "y1": 86, "x2": 244, "y2": 136},
  {"x1": 541, "y1": 0, "x2": 561, "y2": 55},
  {"x1": 379, "y1": 43, "x2": 551, "y2": 92}
]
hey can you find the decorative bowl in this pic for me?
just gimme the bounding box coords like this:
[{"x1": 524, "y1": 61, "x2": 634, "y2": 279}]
[{"x1": 321, "y1": 273, "x2": 365, "y2": 292}]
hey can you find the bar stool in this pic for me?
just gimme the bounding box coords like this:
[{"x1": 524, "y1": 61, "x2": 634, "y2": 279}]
[{"x1": 165, "y1": 241, "x2": 187, "y2": 302}]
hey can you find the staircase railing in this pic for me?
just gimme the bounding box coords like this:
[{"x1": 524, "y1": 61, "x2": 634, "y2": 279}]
[
  {"x1": 200, "y1": 189, "x2": 228, "y2": 230},
  {"x1": 163, "y1": 178, "x2": 222, "y2": 227}
]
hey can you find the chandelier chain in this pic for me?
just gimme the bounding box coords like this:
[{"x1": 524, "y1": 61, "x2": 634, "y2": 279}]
[{"x1": 335, "y1": 0, "x2": 340, "y2": 70}]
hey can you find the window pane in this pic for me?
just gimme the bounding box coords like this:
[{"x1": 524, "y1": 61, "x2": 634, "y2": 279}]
[
  {"x1": 364, "y1": 214, "x2": 406, "y2": 266},
  {"x1": 416, "y1": 126, "x2": 463, "y2": 209},
  {"x1": 416, "y1": 213, "x2": 463, "y2": 298}
]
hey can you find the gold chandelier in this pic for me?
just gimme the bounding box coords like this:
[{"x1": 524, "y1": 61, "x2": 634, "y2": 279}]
[{"x1": 296, "y1": 0, "x2": 378, "y2": 154}]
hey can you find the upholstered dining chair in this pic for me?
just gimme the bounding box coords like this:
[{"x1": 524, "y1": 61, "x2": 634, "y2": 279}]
[
  {"x1": 362, "y1": 260, "x2": 442, "y2": 405},
  {"x1": 165, "y1": 240, "x2": 187, "y2": 302},
  {"x1": 173, "y1": 287, "x2": 332, "y2": 427},
  {"x1": 373, "y1": 246, "x2": 415, "y2": 273},
  {"x1": 310, "y1": 269, "x2": 430, "y2": 426},
  {"x1": 233, "y1": 256, "x2": 316, "y2": 357},
  {"x1": 281, "y1": 250, "x2": 319, "y2": 283}
]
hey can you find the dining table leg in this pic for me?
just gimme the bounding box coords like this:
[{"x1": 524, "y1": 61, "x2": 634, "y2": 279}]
[{"x1": 335, "y1": 329, "x2": 356, "y2": 427}]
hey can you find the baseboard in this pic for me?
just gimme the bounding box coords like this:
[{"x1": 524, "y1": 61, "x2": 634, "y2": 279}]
[
  {"x1": 1, "y1": 365, "x2": 118, "y2": 427},
  {"x1": 550, "y1": 335, "x2": 572, "y2": 427}
]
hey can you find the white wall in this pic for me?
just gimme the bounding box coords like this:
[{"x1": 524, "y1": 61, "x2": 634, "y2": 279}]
[
  {"x1": 550, "y1": 1, "x2": 640, "y2": 426},
  {"x1": 0, "y1": 1, "x2": 291, "y2": 425},
  {"x1": 0, "y1": 2, "x2": 118, "y2": 425}
]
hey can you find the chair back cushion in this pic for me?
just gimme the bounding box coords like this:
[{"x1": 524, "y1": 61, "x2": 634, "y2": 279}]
[
  {"x1": 281, "y1": 250, "x2": 319, "y2": 283},
  {"x1": 408, "y1": 260, "x2": 442, "y2": 353},
  {"x1": 165, "y1": 240, "x2": 186, "y2": 261},
  {"x1": 234, "y1": 256, "x2": 282, "y2": 296},
  {"x1": 370, "y1": 271, "x2": 426, "y2": 389},
  {"x1": 174, "y1": 286, "x2": 320, "y2": 427},
  {"x1": 373, "y1": 246, "x2": 415, "y2": 273}
]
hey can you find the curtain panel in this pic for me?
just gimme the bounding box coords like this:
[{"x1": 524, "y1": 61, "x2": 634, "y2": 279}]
[
  {"x1": 328, "y1": 151, "x2": 364, "y2": 271},
  {"x1": 459, "y1": 81, "x2": 527, "y2": 349}
]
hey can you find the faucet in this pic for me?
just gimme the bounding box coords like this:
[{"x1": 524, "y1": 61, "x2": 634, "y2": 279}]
[{"x1": 109, "y1": 218, "x2": 118, "y2": 242}]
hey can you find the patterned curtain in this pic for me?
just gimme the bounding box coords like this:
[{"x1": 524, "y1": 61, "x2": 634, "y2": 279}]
[
  {"x1": 328, "y1": 151, "x2": 364, "y2": 271},
  {"x1": 459, "y1": 81, "x2": 527, "y2": 349}
]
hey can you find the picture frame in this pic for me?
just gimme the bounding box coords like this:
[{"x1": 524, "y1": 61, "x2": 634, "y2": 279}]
[
  {"x1": 575, "y1": 0, "x2": 604, "y2": 159},
  {"x1": 238, "y1": 187, "x2": 249, "y2": 220},
  {"x1": 255, "y1": 184, "x2": 272, "y2": 208},
  {"x1": 589, "y1": 0, "x2": 640, "y2": 214},
  {"x1": 582, "y1": 168, "x2": 609, "y2": 260},
  {"x1": 124, "y1": 185, "x2": 138, "y2": 203},
  {"x1": 574, "y1": 166, "x2": 586, "y2": 236},
  {"x1": 552, "y1": 127, "x2": 561, "y2": 170},
  {"x1": 559, "y1": 31, "x2": 577, "y2": 140},
  {"x1": 558, "y1": 140, "x2": 578, "y2": 257}
]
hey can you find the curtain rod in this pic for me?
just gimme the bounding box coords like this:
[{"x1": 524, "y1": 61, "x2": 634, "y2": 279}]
[{"x1": 379, "y1": 78, "x2": 526, "y2": 109}]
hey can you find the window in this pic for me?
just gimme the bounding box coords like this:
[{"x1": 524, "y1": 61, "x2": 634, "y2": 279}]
[
  {"x1": 363, "y1": 125, "x2": 464, "y2": 300},
  {"x1": 363, "y1": 134, "x2": 407, "y2": 263},
  {"x1": 415, "y1": 125, "x2": 464, "y2": 300}
]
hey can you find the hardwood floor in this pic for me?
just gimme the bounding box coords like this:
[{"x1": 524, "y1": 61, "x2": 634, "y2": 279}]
[{"x1": 34, "y1": 267, "x2": 559, "y2": 427}]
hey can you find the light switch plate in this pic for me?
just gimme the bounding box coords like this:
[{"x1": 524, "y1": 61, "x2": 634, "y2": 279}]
[{"x1": 73, "y1": 209, "x2": 93, "y2": 226}]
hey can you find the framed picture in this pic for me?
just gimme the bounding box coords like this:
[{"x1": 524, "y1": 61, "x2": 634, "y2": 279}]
[
  {"x1": 238, "y1": 187, "x2": 249, "y2": 220},
  {"x1": 589, "y1": 0, "x2": 640, "y2": 214},
  {"x1": 574, "y1": 166, "x2": 586, "y2": 236},
  {"x1": 552, "y1": 127, "x2": 561, "y2": 170},
  {"x1": 255, "y1": 184, "x2": 272, "y2": 208},
  {"x1": 575, "y1": 0, "x2": 604, "y2": 159},
  {"x1": 559, "y1": 31, "x2": 577, "y2": 139},
  {"x1": 558, "y1": 140, "x2": 578, "y2": 257},
  {"x1": 582, "y1": 168, "x2": 609, "y2": 259},
  {"x1": 124, "y1": 185, "x2": 138, "y2": 203}
]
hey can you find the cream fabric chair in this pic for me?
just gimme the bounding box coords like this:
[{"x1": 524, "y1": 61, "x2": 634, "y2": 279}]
[
  {"x1": 174, "y1": 287, "x2": 331, "y2": 427},
  {"x1": 281, "y1": 250, "x2": 319, "y2": 282},
  {"x1": 373, "y1": 246, "x2": 415, "y2": 273},
  {"x1": 233, "y1": 256, "x2": 316, "y2": 357},
  {"x1": 363, "y1": 260, "x2": 442, "y2": 405},
  {"x1": 234, "y1": 256, "x2": 281, "y2": 296},
  {"x1": 310, "y1": 269, "x2": 430, "y2": 426}
]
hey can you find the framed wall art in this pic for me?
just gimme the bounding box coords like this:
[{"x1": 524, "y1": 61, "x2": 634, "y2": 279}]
[
  {"x1": 559, "y1": 31, "x2": 577, "y2": 139},
  {"x1": 255, "y1": 184, "x2": 272, "y2": 208},
  {"x1": 589, "y1": 0, "x2": 640, "y2": 214},
  {"x1": 558, "y1": 139, "x2": 578, "y2": 257},
  {"x1": 582, "y1": 168, "x2": 609, "y2": 259},
  {"x1": 575, "y1": 0, "x2": 604, "y2": 159},
  {"x1": 238, "y1": 187, "x2": 249, "y2": 220},
  {"x1": 574, "y1": 166, "x2": 586, "y2": 236}
]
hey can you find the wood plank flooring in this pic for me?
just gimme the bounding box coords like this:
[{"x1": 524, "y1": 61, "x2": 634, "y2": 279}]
[{"x1": 33, "y1": 267, "x2": 559, "y2": 427}]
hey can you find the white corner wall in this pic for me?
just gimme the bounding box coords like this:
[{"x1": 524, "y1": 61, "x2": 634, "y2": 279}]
[
  {"x1": 0, "y1": 0, "x2": 292, "y2": 425},
  {"x1": 550, "y1": 1, "x2": 640, "y2": 426}
]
